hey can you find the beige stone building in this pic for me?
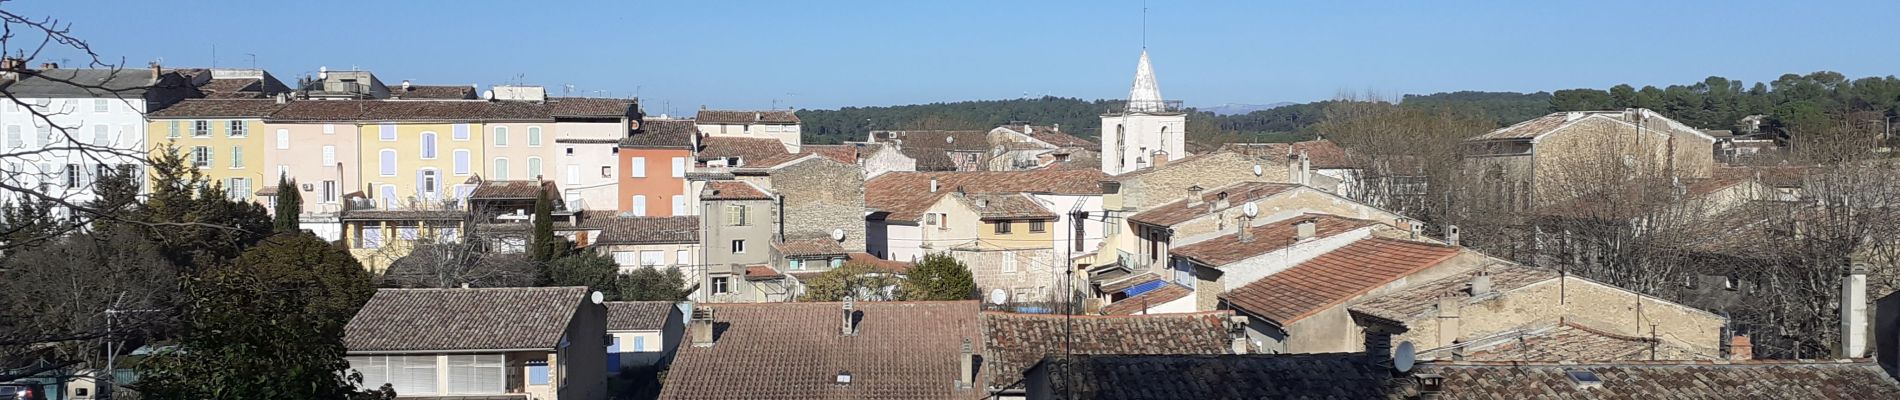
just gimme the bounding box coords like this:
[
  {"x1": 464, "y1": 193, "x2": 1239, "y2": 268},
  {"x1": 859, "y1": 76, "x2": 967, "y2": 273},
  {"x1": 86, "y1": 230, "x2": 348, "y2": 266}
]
[{"x1": 1464, "y1": 109, "x2": 1717, "y2": 208}]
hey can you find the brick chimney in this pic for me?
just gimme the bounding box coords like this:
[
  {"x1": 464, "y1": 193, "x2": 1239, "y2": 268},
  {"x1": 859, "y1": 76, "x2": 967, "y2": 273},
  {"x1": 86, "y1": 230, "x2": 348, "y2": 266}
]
[
  {"x1": 1152, "y1": 151, "x2": 1169, "y2": 167},
  {"x1": 1728, "y1": 334, "x2": 1754, "y2": 361}
]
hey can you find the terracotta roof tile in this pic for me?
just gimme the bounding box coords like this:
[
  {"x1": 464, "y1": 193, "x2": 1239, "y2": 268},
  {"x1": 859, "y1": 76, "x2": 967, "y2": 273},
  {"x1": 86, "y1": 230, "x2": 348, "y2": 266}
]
[
  {"x1": 1000, "y1": 124, "x2": 1096, "y2": 148},
  {"x1": 871, "y1": 130, "x2": 990, "y2": 151},
  {"x1": 866, "y1": 170, "x2": 1107, "y2": 222},
  {"x1": 619, "y1": 119, "x2": 695, "y2": 148},
  {"x1": 388, "y1": 84, "x2": 477, "y2": 100},
  {"x1": 468, "y1": 179, "x2": 552, "y2": 200},
  {"x1": 956, "y1": 193, "x2": 1055, "y2": 221},
  {"x1": 696, "y1": 109, "x2": 798, "y2": 124},
  {"x1": 1127, "y1": 181, "x2": 1302, "y2": 227},
  {"x1": 744, "y1": 265, "x2": 784, "y2": 280},
  {"x1": 1348, "y1": 266, "x2": 1558, "y2": 323},
  {"x1": 1418, "y1": 359, "x2": 1900, "y2": 399},
  {"x1": 344, "y1": 287, "x2": 588, "y2": 352},
  {"x1": 698, "y1": 136, "x2": 789, "y2": 165},
  {"x1": 1219, "y1": 139, "x2": 1351, "y2": 169},
  {"x1": 701, "y1": 180, "x2": 772, "y2": 201},
  {"x1": 339, "y1": 209, "x2": 467, "y2": 221},
  {"x1": 847, "y1": 252, "x2": 913, "y2": 273},
  {"x1": 1099, "y1": 284, "x2": 1194, "y2": 315},
  {"x1": 1222, "y1": 238, "x2": 1461, "y2": 324},
  {"x1": 580, "y1": 215, "x2": 698, "y2": 245},
  {"x1": 658, "y1": 301, "x2": 982, "y2": 400},
  {"x1": 1170, "y1": 214, "x2": 1382, "y2": 266},
  {"x1": 1439, "y1": 320, "x2": 1715, "y2": 362},
  {"x1": 268, "y1": 100, "x2": 553, "y2": 122},
  {"x1": 1033, "y1": 354, "x2": 1399, "y2": 400},
  {"x1": 979, "y1": 311, "x2": 1234, "y2": 390},
  {"x1": 605, "y1": 301, "x2": 677, "y2": 331},
  {"x1": 148, "y1": 99, "x2": 286, "y2": 118},
  {"x1": 774, "y1": 236, "x2": 847, "y2": 257},
  {"x1": 198, "y1": 78, "x2": 267, "y2": 98},
  {"x1": 549, "y1": 97, "x2": 635, "y2": 118}
]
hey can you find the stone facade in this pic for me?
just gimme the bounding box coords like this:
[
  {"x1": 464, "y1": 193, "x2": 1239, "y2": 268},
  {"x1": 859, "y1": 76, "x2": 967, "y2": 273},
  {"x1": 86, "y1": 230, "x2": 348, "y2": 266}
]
[
  {"x1": 767, "y1": 157, "x2": 867, "y2": 252},
  {"x1": 1390, "y1": 276, "x2": 1727, "y2": 358},
  {"x1": 1106, "y1": 151, "x2": 1289, "y2": 212},
  {"x1": 949, "y1": 247, "x2": 1060, "y2": 303},
  {"x1": 699, "y1": 195, "x2": 774, "y2": 302},
  {"x1": 857, "y1": 143, "x2": 915, "y2": 179}
]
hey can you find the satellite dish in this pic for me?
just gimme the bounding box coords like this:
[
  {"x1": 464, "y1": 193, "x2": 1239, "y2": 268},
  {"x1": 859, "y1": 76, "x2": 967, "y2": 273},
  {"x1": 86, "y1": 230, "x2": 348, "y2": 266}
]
[
  {"x1": 1252, "y1": 164, "x2": 1264, "y2": 177},
  {"x1": 831, "y1": 228, "x2": 846, "y2": 242},
  {"x1": 945, "y1": 136, "x2": 956, "y2": 144},
  {"x1": 1394, "y1": 341, "x2": 1416, "y2": 372},
  {"x1": 988, "y1": 288, "x2": 1009, "y2": 305},
  {"x1": 1242, "y1": 202, "x2": 1259, "y2": 217},
  {"x1": 590, "y1": 291, "x2": 605, "y2": 305}
]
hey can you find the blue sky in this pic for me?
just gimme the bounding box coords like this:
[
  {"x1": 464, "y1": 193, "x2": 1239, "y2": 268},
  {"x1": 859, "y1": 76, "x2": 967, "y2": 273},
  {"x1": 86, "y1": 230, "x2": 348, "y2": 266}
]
[{"x1": 9, "y1": 1, "x2": 1898, "y2": 114}]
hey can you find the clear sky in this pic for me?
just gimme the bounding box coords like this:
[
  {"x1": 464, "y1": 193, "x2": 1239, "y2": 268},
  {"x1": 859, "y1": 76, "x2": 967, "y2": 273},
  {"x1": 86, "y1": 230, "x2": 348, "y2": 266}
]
[{"x1": 9, "y1": 0, "x2": 1898, "y2": 114}]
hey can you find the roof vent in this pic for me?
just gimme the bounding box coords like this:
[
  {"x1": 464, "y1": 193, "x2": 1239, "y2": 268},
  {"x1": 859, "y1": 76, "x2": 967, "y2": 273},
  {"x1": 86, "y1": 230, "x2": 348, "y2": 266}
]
[
  {"x1": 836, "y1": 370, "x2": 853, "y2": 385},
  {"x1": 1565, "y1": 370, "x2": 1603, "y2": 389}
]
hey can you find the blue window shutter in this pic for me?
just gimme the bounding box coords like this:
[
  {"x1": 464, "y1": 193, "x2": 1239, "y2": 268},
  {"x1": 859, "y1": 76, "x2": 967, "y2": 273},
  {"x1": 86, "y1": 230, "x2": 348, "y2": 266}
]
[{"x1": 606, "y1": 337, "x2": 621, "y2": 373}]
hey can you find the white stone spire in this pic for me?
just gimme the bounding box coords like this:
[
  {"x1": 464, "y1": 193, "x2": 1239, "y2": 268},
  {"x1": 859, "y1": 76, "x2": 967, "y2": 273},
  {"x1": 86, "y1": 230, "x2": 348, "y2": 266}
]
[{"x1": 1127, "y1": 50, "x2": 1165, "y2": 113}]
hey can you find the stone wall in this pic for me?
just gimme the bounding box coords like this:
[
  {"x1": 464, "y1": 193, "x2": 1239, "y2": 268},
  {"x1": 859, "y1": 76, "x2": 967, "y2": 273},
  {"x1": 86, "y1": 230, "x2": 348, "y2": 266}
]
[
  {"x1": 769, "y1": 158, "x2": 867, "y2": 252},
  {"x1": 1392, "y1": 276, "x2": 1727, "y2": 357},
  {"x1": 949, "y1": 247, "x2": 1059, "y2": 302}
]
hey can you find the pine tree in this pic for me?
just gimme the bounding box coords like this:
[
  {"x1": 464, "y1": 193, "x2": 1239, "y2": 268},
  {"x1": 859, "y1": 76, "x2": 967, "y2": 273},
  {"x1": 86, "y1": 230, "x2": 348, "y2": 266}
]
[
  {"x1": 273, "y1": 173, "x2": 302, "y2": 233},
  {"x1": 900, "y1": 253, "x2": 977, "y2": 301}
]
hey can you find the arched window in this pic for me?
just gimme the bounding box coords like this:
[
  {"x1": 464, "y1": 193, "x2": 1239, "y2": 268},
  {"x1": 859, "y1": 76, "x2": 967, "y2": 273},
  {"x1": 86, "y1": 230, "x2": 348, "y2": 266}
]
[
  {"x1": 420, "y1": 131, "x2": 438, "y2": 159},
  {"x1": 1159, "y1": 125, "x2": 1170, "y2": 148},
  {"x1": 493, "y1": 126, "x2": 510, "y2": 147},
  {"x1": 378, "y1": 149, "x2": 397, "y2": 176},
  {"x1": 493, "y1": 158, "x2": 510, "y2": 180}
]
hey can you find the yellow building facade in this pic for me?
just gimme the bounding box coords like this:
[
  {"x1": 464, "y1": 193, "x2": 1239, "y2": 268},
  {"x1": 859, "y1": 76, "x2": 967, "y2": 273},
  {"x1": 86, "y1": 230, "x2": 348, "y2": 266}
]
[{"x1": 144, "y1": 99, "x2": 283, "y2": 203}]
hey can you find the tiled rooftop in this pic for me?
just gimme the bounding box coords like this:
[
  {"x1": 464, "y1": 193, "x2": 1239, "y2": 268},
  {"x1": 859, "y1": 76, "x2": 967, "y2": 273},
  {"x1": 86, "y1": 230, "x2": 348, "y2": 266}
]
[
  {"x1": 1169, "y1": 214, "x2": 1382, "y2": 267},
  {"x1": 387, "y1": 84, "x2": 477, "y2": 100},
  {"x1": 580, "y1": 214, "x2": 699, "y2": 245},
  {"x1": 872, "y1": 130, "x2": 992, "y2": 152},
  {"x1": 1348, "y1": 265, "x2": 1559, "y2": 323},
  {"x1": 700, "y1": 180, "x2": 773, "y2": 201},
  {"x1": 1099, "y1": 284, "x2": 1194, "y2": 315},
  {"x1": 1429, "y1": 320, "x2": 1715, "y2": 362},
  {"x1": 956, "y1": 193, "x2": 1056, "y2": 221},
  {"x1": 1030, "y1": 354, "x2": 1400, "y2": 400},
  {"x1": 865, "y1": 170, "x2": 1106, "y2": 222},
  {"x1": 696, "y1": 109, "x2": 799, "y2": 124},
  {"x1": 774, "y1": 236, "x2": 848, "y2": 257},
  {"x1": 548, "y1": 97, "x2": 635, "y2": 117},
  {"x1": 344, "y1": 287, "x2": 587, "y2": 352},
  {"x1": 979, "y1": 311, "x2": 1234, "y2": 390},
  {"x1": 697, "y1": 136, "x2": 789, "y2": 165},
  {"x1": 1222, "y1": 237, "x2": 1461, "y2": 324},
  {"x1": 468, "y1": 179, "x2": 551, "y2": 200},
  {"x1": 1219, "y1": 139, "x2": 1351, "y2": 169},
  {"x1": 1417, "y1": 359, "x2": 1900, "y2": 399},
  {"x1": 659, "y1": 301, "x2": 982, "y2": 400},
  {"x1": 605, "y1": 301, "x2": 676, "y2": 331},
  {"x1": 1126, "y1": 181, "x2": 1302, "y2": 227},
  {"x1": 148, "y1": 99, "x2": 287, "y2": 118}
]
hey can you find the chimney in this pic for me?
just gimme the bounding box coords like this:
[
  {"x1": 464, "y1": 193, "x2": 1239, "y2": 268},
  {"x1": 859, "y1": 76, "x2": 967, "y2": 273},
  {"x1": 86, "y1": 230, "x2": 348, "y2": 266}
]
[
  {"x1": 1436, "y1": 297, "x2": 1463, "y2": 347},
  {"x1": 1414, "y1": 374, "x2": 1446, "y2": 400},
  {"x1": 1212, "y1": 192, "x2": 1230, "y2": 213},
  {"x1": 929, "y1": 178, "x2": 939, "y2": 193},
  {"x1": 1185, "y1": 185, "x2": 1205, "y2": 208},
  {"x1": 956, "y1": 338, "x2": 975, "y2": 388},
  {"x1": 1295, "y1": 218, "x2": 1318, "y2": 241},
  {"x1": 37, "y1": 62, "x2": 57, "y2": 70},
  {"x1": 1053, "y1": 123, "x2": 1060, "y2": 132},
  {"x1": 1445, "y1": 225, "x2": 1461, "y2": 247},
  {"x1": 1843, "y1": 261, "x2": 1870, "y2": 358},
  {"x1": 690, "y1": 306, "x2": 716, "y2": 347},
  {"x1": 149, "y1": 62, "x2": 162, "y2": 82},
  {"x1": 1364, "y1": 328, "x2": 1393, "y2": 360},
  {"x1": 1407, "y1": 219, "x2": 1424, "y2": 239},
  {"x1": 401, "y1": 79, "x2": 412, "y2": 91},
  {"x1": 1297, "y1": 150, "x2": 1312, "y2": 185},
  {"x1": 1728, "y1": 334, "x2": 1754, "y2": 361},
  {"x1": 1152, "y1": 151, "x2": 1170, "y2": 167},
  {"x1": 841, "y1": 298, "x2": 857, "y2": 336},
  {"x1": 1228, "y1": 315, "x2": 1251, "y2": 354},
  {"x1": 1469, "y1": 271, "x2": 1493, "y2": 296},
  {"x1": 1236, "y1": 215, "x2": 1255, "y2": 243}
]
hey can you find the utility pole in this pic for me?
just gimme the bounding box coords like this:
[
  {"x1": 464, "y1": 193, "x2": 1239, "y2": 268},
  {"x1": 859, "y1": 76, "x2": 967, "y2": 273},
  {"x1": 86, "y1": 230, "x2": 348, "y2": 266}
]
[{"x1": 101, "y1": 303, "x2": 162, "y2": 400}]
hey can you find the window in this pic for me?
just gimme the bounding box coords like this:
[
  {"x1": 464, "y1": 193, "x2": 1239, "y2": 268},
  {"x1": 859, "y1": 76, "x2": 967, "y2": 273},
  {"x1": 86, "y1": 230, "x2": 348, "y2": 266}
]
[
  {"x1": 439, "y1": 227, "x2": 459, "y2": 243},
  {"x1": 166, "y1": 121, "x2": 179, "y2": 139},
  {"x1": 38, "y1": 126, "x2": 53, "y2": 144},
  {"x1": 421, "y1": 132, "x2": 438, "y2": 159},
  {"x1": 3, "y1": 126, "x2": 17, "y2": 148},
  {"x1": 378, "y1": 124, "x2": 396, "y2": 141},
  {"x1": 379, "y1": 149, "x2": 397, "y2": 176},
  {"x1": 321, "y1": 145, "x2": 337, "y2": 166},
  {"x1": 634, "y1": 336, "x2": 647, "y2": 352},
  {"x1": 671, "y1": 195, "x2": 685, "y2": 216},
  {"x1": 446, "y1": 354, "x2": 504, "y2": 395},
  {"x1": 358, "y1": 225, "x2": 383, "y2": 249},
  {"x1": 995, "y1": 221, "x2": 1012, "y2": 234},
  {"x1": 631, "y1": 195, "x2": 647, "y2": 216},
  {"x1": 63, "y1": 164, "x2": 79, "y2": 187},
  {"x1": 275, "y1": 129, "x2": 290, "y2": 149},
  {"x1": 676, "y1": 250, "x2": 689, "y2": 266},
  {"x1": 193, "y1": 120, "x2": 210, "y2": 137},
  {"x1": 1003, "y1": 254, "x2": 1018, "y2": 273},
  {"x1": 712, "y1": 277, "x2": 730, "y2": 294},
  {"x1": 228, "y1": 120, "x2": 247, "y2": 137},
  {"x1": 601, "y1": 165, "x2": 612, "y2": 178},
  {"x1": 190, "y1": 146, "x2": 211, "y2": 168},
  {"x1": 528, "y1": 157, "x2": 544, "y2": 180},
  {"x1": 726, "y1": 204, "x2": 749, "y2": 226},
  {"x1": 375, "y1": 355, "x2": 435, "y2": 395},
  {"x1": 453, "y1": 150, "x2": 471, "y2": 175},
  {"x1": 925, "y1": 213, "x2": 939, "y2": 225},
  {"x1": 93, "y1": 99, "x2": 109, "y2": 112},
  {"x1": 323, "y1": 124, "x2": 335, "y2": 134},
  {"x1": 230, "y1": 146, "x2": 245, "y2": 168},
  {"x1": 789, "y1": 259, "x2": 803, "y2": 271},
  {"x1": 565, "y1": 147, "x2": 574, "y2": 156},
  {"x1": 565, "y1": 165, "x2": 580, "y2": 185},
  {"x1": 1030, "y1": 220, "x2": 1046, "y2": 232},
  {"x1": 731, "y1": 239, "x2": 746, "y2": 254},
  {"x1": 421, "y1": 169, "x2": 440, "y2": 198},
  {"x1": 630, "y1": 157, "x2": 647, "y2": 177},
  {"x1": 228, "y1": 178, "x2": 250, "y2": 201},
  {"x1": 526, "y1": 361, "x2": 550, "y2": 385},
  {"x1": 74, "y1": 388, "x2": 88, "y2": 398},
  {"x1": 494, "y1": 158, "x2": 510, "y2": 180},
  {"x1": 92, "y1": 125, "x2": 109, "y2": 145},
  {"x1": 453, "y1": 123, "x2": 469, "y2": 141},
  {"x1": 671, "y1": 157, "x2": 687, "y2": 178},
  {"x1": 613, "y1": 251, "x2": 637, "y2": 266},
  {"x1": 640, "y1": 250, "x2": 664, "y2": 266},
  {"x1": 382, "y1": 185, "x2": 398, "y2": 209},
  {"x1": 831, "y1": 258, "x2": 844, "y2": 269},
  {"x1": 493, "y1": 126, "x2": 509, "y2": 146},
  {"x1": 322, "y1": 180, "x2": 338, "y2": 203},
  {"x1": 528, "y1": 126, "x2": 542, "y2": 146}
]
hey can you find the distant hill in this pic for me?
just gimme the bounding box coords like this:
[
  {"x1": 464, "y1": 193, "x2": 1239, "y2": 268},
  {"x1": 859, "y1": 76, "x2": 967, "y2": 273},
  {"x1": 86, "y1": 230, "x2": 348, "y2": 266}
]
[
  {"x1": 1400, "y1": 91, "x2": 1553, "y2": 125},
  {"x1": 793, "y1": 97, "x2": 1316, "y2": 146},
  {"x1": 1200, "y1": 102, "x2": 1297, "y2": 116}
]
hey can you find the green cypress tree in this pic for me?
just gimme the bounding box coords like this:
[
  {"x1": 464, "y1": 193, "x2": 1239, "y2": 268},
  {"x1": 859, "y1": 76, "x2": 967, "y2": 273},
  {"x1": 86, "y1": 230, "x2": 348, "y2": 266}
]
[{"x1": 273, "y1": 173, "x2": 302, "y2": 233}]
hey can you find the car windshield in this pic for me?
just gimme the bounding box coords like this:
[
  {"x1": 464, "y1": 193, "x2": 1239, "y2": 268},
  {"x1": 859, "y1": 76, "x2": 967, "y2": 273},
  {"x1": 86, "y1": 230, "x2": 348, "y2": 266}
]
[{"x1": 0, "y1": 387, "x2": 18, "y2": 394}]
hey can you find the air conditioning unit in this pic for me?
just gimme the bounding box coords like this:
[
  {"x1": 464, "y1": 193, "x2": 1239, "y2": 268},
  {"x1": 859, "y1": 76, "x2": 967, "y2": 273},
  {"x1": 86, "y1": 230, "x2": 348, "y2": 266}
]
[{"x1": 301, "y1": 183, "x2": 314, "y2": 191}]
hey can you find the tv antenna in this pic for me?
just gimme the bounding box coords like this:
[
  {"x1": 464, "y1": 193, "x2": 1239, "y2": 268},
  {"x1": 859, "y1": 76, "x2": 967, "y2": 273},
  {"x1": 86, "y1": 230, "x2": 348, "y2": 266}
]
[{"x1": 1141, "y1": 0, "x2": 1149, "y2": 49}]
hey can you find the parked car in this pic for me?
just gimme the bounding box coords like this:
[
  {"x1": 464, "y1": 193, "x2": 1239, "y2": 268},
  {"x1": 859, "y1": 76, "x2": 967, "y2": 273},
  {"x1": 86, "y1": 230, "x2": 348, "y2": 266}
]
[{"x1": 0, "y1": 385, "x2": 42, "y2": 400}]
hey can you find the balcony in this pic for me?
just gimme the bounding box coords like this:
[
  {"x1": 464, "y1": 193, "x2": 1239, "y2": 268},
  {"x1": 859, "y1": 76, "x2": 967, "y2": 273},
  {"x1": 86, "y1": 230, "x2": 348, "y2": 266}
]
[{"x1": 1120, "y1": 100, "x2": 1184, "y2": 114}]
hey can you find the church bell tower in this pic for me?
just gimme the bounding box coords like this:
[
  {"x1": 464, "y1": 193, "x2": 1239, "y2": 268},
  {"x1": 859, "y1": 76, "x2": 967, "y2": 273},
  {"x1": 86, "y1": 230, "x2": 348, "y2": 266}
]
[{"x1": 1101, "y1": 49, "x2": 1186, "y2": 175}]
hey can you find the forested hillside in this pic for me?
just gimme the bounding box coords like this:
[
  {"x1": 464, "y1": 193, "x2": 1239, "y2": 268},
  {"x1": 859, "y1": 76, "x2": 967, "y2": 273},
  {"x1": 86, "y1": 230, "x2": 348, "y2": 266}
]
[{"x1": 792, "y1": 71, "x2": 1900, "y2": 145}]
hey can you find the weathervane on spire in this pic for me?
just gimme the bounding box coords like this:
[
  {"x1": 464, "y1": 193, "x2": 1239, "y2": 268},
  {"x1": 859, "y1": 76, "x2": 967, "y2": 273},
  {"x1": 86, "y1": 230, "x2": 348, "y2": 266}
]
[{"x1": 1141, "y1": 0, "x2": 1149, "y2": 49}]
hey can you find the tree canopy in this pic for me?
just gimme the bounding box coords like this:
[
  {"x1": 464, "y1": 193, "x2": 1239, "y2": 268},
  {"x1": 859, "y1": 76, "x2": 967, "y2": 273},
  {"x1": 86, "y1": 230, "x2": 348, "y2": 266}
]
[{"x1": 900, "y1": 253, "x2": 976, "y2": 301}]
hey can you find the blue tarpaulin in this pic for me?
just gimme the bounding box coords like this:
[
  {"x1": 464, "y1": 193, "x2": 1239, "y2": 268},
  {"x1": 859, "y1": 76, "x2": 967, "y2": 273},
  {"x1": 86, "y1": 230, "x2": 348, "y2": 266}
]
[{"x1": 1123, "y1": 280, "x2": 1167, "y2": 297}]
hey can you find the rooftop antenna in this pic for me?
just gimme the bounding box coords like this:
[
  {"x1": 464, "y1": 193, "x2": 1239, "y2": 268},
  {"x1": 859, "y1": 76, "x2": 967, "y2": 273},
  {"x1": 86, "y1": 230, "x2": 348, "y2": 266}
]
[
  {"x1": 245, "y1": 53, "x2": 257, "y2": 69},
  {"x1": 1141, "y1": 0, "x2": 1149, "y2": 49}
]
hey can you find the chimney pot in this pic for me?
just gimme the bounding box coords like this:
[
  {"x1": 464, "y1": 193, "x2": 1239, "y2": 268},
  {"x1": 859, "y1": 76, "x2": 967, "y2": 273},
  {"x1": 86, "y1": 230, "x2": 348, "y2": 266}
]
[
  {"x1": 841, "y1": 298, "x2": 857, "y2": 336},
  {"x1": 1236, "y1": 215, "x2": 1255, "y2": 243},
  {"x1": 38, "y1": 62, "x2": 57, "y2": 70},
  {"x1": 1295, "y1": 218, "x2": 1318, "y2": 241},
  {"x1": 929, "y1": 178, "x2": 939, "y2": 193},
  {"x1": 1445, "y1": 225, "x2": 1461, "y2": 247},
  {"x1": 1842, "y1": 262, "x2": 1870, "y2": 358},
  {"x1": 1185, "y1": 185, "x2": 1205, "y2": 207},
  {"x1": 1469, "y1": 272, "x2": 1493, "y2": 296},
  {"x1": 1728, "y1": 334, "x2": 1754, "y2": 360},
  {"x1": 690, "y1": 306, "x2": 716, "y2": 347},
  {"x1": 957, "y1": 338, "x2": 975, "y2": 388}
]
